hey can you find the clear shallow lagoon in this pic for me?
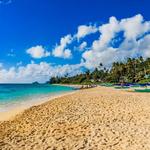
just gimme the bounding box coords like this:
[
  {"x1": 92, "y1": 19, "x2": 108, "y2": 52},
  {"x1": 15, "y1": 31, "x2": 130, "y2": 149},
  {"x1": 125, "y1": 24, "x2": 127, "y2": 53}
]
[{"x1": 0, "y1": 84, "x2": 74, "y2": 112}]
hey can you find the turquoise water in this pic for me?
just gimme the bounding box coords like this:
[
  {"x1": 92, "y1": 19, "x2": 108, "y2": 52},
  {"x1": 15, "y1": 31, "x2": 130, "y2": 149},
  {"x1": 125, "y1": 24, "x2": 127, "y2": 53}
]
[{"x1": 0, "y1": 84, "x2": 74, "y2": 111}]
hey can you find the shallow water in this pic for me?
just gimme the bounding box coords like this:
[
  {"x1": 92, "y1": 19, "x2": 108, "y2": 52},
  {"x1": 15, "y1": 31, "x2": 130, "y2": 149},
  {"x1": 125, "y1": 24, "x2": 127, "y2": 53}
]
[{"x1": 0, "y1": 84, "x2": 74, "y2": 112}]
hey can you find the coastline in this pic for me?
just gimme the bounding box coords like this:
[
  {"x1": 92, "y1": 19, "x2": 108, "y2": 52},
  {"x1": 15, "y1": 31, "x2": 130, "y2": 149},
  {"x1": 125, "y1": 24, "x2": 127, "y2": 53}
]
[
  {"x1": 52, "y1": 83, "x2": 98, "y2": 89},
  {"x1": 0, "y1": 86, "x2": 150, "y2": 149},
  {"x1": 52, "y1": 83, "x2": 83, "y2": 89},
  {"x1": 0, "y1": 90, "x2": 77, "y2": 121}
]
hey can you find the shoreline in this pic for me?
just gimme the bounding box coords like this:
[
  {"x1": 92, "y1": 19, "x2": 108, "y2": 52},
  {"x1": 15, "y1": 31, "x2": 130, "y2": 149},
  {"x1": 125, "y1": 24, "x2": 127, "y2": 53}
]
[
  {"x1": 52, "y1": 83, "x2": 83, "y2": 88},
  {"x1": 52, "y1": 83, "x2": 98, "y2": 89},
  {"x1": 0, "y1": 90, "x2": 77, "y2": 122},
  {"x1": 0, "y1": 86, "x2": 150, "y2": 149}
]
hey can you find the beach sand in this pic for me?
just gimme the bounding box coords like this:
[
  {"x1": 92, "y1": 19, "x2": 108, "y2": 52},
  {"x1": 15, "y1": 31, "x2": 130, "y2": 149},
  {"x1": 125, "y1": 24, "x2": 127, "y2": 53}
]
[
  {"x1": 0, "y1": 91, "x2": 76, "y2": 122},
  {"x1": 0, "y1": 86, "x2": 150, "y2": 150}
]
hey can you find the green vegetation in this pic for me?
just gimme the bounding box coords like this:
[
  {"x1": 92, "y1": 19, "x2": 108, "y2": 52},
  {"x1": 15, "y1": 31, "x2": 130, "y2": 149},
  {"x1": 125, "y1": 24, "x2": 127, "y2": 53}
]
[
  {"x1": 135, "y1": 89, "x2": 150, "y2": 92},
  {"x1": 49, "y1": 57, "x2": 150, "y2": 84}
]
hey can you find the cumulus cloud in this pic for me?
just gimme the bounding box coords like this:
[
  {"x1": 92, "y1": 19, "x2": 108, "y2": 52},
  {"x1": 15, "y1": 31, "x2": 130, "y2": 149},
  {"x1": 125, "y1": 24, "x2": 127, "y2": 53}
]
[
  {"x1": 82, "y1": 14, "x2": 150, "y2": 69},
  {"x1": 76, "y1": 25, "x2": 98, "y2": 39},
  {"x1": 1, "y1": 14, "x2": 150, "y2": 83},
  {"x1": 78, "y1": 41, "x2": 87, "y2": 51},
  {"x1": 52, "y1": 34, "x2": 73, "y2": 58},
  {"x1": 26, "y1": 45, "x2": 50, "y2": 59},
  {"x1": 0, "y1": 62, "x2": 83, "y2": 83},
  {"x1": 120, "y1": 14, "x2": 150, "y2": 40},
  {"x1": 52, "y1": 25, "x2": 97, "y2": 58},
  {"x1": 138, "y1": 34, "x2": 150, "y2": 58}
]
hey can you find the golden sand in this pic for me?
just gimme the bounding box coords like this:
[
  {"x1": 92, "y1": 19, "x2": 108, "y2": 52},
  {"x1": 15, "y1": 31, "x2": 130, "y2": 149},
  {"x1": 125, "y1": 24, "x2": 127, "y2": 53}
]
[
  {"x1": 0, "y1": 92, "x2": 76, "y2": 122},
  {"x1": 0, "y1": 86, "x2": 150, "y2": 150}
]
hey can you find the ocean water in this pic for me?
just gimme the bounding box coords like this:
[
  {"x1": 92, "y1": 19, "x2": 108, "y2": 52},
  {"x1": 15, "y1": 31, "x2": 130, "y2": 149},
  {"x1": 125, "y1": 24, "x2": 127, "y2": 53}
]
[{"x1": 0, "y1": 84, "x2": 74, "y2": 112}]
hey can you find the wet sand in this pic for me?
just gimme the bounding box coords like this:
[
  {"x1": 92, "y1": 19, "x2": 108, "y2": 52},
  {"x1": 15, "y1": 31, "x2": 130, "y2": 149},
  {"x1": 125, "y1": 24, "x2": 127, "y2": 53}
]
[
  {"x1": 0, "y1": 91, "x2": 76, "y2": 121},
  {"x1": 0, "y1": 86, "x2": 150, "y2": 150}
]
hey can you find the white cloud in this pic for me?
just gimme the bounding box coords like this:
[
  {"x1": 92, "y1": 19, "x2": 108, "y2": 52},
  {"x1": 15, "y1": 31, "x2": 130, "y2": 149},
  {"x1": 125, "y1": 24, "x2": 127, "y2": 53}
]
[
  {"x1": 120, "y1": 14, "x2": 150, "y2": 40},
  {"x1": 82, "y1": 14, "x2": 150, "y2": 69},
  {"x1": 52, "y1": 25, "x2": 97, "y2": 57},
  {"x1": 138, "y1": 34, "x2": 150, "y2": 58},
  {"x1": 2, "y1": 14, "x2": 150, "y2": 83},
  {"x1": 92, "y1": 16, "x2": 120, "y2": 51},
  {"x1": 78, "y1": 42, "x2": 87, "y2": 51},
  {"x1": 52, "y1": 34, "x2": 73, "y2": 58},
  {"x1": 76, "y1": 25, "x2": 98, "y2": 39},
  {"x1": 0, "y1": 62, "x2": 83, "y2": 83},
  {"x1": 26, "y1": 45, "x2": 50, "y2": 59}
]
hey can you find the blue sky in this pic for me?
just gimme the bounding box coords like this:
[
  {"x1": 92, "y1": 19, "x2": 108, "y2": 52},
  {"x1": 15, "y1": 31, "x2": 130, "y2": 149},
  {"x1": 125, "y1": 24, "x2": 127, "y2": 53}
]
[{"x1": 0, "y1": 0, "x2": 150, "y2": 83}]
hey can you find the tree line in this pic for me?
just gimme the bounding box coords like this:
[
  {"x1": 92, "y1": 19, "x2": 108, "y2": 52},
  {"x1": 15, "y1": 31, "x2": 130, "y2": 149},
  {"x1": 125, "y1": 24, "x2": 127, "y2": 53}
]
[{"x1": 49, "y1": 57, "x2": 150, "y2": 84}]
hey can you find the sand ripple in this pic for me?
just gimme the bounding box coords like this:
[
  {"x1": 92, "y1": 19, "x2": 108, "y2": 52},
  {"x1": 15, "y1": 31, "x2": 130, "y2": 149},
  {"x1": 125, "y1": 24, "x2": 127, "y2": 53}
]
[{"x1": 0, "y1": 87, "x2": 150, "y2": 150}]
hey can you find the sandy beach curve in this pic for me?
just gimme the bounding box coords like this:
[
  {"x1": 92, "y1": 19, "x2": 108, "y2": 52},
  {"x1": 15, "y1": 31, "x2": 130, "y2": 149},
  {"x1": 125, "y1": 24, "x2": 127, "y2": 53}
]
[
  {"x1": 0, "y1": 91, "x2": 76, "y2": 121},
  {"x1": 0, "y1": 86, "x2": 150, "y2": 150}
]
